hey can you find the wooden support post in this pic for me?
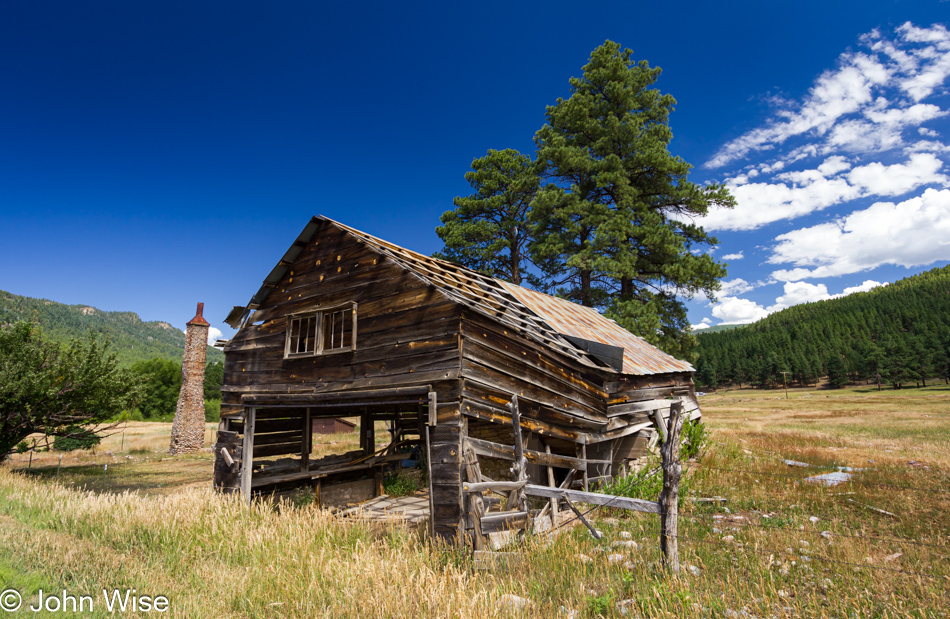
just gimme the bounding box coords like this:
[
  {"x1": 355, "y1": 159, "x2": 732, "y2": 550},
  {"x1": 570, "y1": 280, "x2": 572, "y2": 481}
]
[
  {"x1": 545, "y1": 444, "x2": 558, "y2": 524},
  {"x1": 313, "y1": 478, "x2": 321, "y2": 508},
  {"x1": 659, "y1": 399, "x2": 685, "y2": 574},
  {"x1": 507, "y1": 395, "x2": 527, "y2": 512},
  {"x1": 301, "y1": 407, "x2": 312, "y2": 473},
  {"x1": 652, "y1": 409, "x2": 668, "y2": 443},
  {"x1": 361, "y1": 408, "x2": 373, "y2": 456},
  {"x1": 463, "y1": 444, "x2": 485, "y2": 550},
  {"x1": 424, "y1": 426, "x2": 434, "y2": 539},
  {"x1": 577, "y1": 443, "x2": 589, "y2": 491},
  {"x1": 427, "y1": 391, "x2": 438, "y2": 426},
  {"x1": 240, "y1": 406, "x2": 256, "y2": 505}
]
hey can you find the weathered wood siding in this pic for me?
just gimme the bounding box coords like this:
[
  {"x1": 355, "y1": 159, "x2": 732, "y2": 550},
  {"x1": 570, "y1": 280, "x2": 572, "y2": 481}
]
[
  {"x1": 221, "y1": 223, "x2": 463, "y2": 414},
  {"x1": 459, "y1": 308, "x2": 609, "y2": 434}
]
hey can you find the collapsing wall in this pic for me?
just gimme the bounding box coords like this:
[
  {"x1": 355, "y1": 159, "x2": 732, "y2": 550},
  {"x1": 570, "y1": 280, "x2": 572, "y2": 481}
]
[{"x1": 169, "y1": 302, "x2": 209, "y2": 455}]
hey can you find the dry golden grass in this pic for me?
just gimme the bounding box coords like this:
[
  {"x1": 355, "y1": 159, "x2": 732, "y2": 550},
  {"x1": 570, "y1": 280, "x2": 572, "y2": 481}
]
[{"x1": 0, "y1": 388, "x2": 947, "y2": 618}]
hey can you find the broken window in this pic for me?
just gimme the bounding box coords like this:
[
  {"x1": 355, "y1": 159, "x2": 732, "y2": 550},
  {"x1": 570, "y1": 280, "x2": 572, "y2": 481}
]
[{"x1": 284, "y1": 304, "x2": 357, "y2": 359}]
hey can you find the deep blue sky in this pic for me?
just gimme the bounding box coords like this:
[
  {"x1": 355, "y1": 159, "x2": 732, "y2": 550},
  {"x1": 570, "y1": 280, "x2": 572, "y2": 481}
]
[{"x1": 2, "y1": 1, "x2": 949, "y2": 341}]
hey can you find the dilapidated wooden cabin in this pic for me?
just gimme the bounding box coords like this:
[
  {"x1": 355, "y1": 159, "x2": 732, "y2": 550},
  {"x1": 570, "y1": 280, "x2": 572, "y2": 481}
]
[{"x1": 213, "y1": 216, "x2": 700, "y2": 543}]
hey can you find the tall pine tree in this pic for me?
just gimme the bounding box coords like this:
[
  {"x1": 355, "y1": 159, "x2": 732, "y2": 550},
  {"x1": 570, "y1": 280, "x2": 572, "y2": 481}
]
[
  {"x1": 436, "y1": 149, "x2": 539, "y2": 285},
  {"x1": 531, "y1": 41, "x2": 734, "y2": 360}
]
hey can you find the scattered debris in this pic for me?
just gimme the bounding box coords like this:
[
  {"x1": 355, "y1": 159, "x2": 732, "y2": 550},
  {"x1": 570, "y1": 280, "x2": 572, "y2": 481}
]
[
  {"x1": 722, "y1": 535, "x2": 736, "y2": 544},
  {"x1": 607, "y1": 553, "x2": 625, "y2": 563},
  {"x1": 682, "y1": 563, "x2": 701, "y2": 577},
  {"x1": 499, "y1": 594, "x2": 532, "y2": 612},
  {"x1": 821, "y1": 531, "x2": 832, "y2": 539},
  {"x1": 847, "y1": 498, "x2": 896, "y2": 517},
  {"x1": 884, "y1": 552, "x2": 903, "y2": 562},
  {"x1": 784, "y1": 459, "x2": 810, "y2": 467},
  {"x1": 805, "y1": 471, "x2": 853, "y2": 486},
  {"x1": 619, "y1": 531, "x2": 632, "y2": 539}
]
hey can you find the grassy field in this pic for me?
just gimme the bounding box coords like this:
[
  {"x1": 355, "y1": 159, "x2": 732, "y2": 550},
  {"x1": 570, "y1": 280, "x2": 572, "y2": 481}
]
[{"x1": 0, "y1": 386, "x2": 948, "y2": 617}]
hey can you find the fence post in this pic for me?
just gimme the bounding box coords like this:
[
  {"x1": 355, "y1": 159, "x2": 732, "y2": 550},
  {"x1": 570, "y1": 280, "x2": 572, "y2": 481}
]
[{"x1": 659, "y1": 399, "x2": 685, "y2": 574}]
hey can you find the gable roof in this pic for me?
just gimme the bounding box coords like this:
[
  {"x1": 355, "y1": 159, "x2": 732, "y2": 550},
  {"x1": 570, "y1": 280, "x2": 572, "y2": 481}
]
[{"x1": 233, "y1": 216, "x2": 693, "y2": 376}]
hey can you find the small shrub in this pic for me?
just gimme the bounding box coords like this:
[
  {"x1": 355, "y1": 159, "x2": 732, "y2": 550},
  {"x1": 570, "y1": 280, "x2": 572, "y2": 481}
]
[
  {"x1": 204, "y1": 399, "x2": 221, "y2": 422},
  {"x1": 52, "y1": 426, "x2": 101, "y2": 452},
  {"x1": 384, "y1": 471, "x2": 421, "y2": 497},
  {"x1": 680, "y1": 420, "x2": 708, "y2": 460}
]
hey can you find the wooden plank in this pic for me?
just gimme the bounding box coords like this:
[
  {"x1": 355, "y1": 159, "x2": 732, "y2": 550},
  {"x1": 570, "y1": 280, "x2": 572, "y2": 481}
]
[
  {"x1": 252, "y1": 430, "x2": 304, "y2": 446},
  {"x1": 461, "y1": 398, "x2": 587, "y2": 444},
  {"x1": 606, "y1": 399, "x2": 672, "y2": 417},
  {"x1": 428, "y1": 391, "x2": 437, "y2": 427},
  {"x1": 464, "y1": 436, "x2": 603, "y2": 471},
  {"x1": 462, "y1": 480, "x2": 527, "y2": 493},
  {"x1": 253, "y1": 442, "x2": 304, "y2": 458},
  {"x1": 479, "y1": 510, "x2": 529, "y2": 534},
  {"x1": 240, "y1": 406, "x2": 256, "y2": 504},
  {"x1": 585, "y1": 421, "x2": 654, "y2": 445},
  {"x1": 242, "y1": 386, "x2": 432, "y2": 405},
  {"x1": 522, "y1": 484, "x2": 661, "y2": 514}
]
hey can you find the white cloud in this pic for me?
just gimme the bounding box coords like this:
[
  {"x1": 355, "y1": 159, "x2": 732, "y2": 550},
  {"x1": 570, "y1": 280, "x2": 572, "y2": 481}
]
[
  {"x1": 691, "y1": 318, "x2": 712, "y2": 330},
  {"x1": 701, "y1": 153, "x2": 947, "y2": 231},
  {"x1": 846, "y1": 152, "x2": 947, "y2": 196},
  {"x1": 919, "y1": 127, "x2": 940, "y2": 137},
  {"x1": 839, "y1": 280, "x2": 884, "y2": 295},
  {"x1": 706, "y1": 280, "x2": 887, "y2": 326},
  {"x1": 711, "y1": 296, "x2": 772, "y2": 325},
  {"x1": 720, "y1": 278, "x2": 755, "y2": 295},
  {"x1": 705, "y1": 23, "x2": 950, "y2": 169},
  {"x1": 721, "y1": 251, "x2": 744, "y2": 260},
  {"x1": 769, "y1": 188, "x2": 950, "y2": 279},
  {"x1": 770, "y1": 281, "x2": 832, "y2": 310},
  {"x1": 207, "y1": 326, "x2": 223, "y2": 344}
]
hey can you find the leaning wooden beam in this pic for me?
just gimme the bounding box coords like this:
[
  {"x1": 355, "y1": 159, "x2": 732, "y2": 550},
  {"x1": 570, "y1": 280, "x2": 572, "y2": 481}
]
[
  {"x1": 507, "y1": 395, "x2": 527, "y2": 512},
  {"x1": 240, "y1": 406, "x2": 256, "y2": 504},
  {"x1": 659, "y1": 399, "x2": 685, "y2": 573},
  {"x1": 652, "y1": 409, "x2": 669, "y2": 443},
  {"x1": 562, "y1": 495, "x2": 601, "y2": 539},
  {"x1": 523, "y1": 484, "x2": 661, "y2": 514}
]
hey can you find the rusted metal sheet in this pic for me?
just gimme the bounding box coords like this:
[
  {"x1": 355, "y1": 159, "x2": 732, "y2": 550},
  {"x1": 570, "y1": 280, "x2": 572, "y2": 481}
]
[{"x1": 498, "y1": 282, "x2": 694, "y2": 375}]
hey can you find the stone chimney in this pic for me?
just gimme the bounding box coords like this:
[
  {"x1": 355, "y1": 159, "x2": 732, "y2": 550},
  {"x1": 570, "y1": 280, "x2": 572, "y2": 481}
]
[{"x1": 169, "y1": 302, "x2": 210, "y2": 455}]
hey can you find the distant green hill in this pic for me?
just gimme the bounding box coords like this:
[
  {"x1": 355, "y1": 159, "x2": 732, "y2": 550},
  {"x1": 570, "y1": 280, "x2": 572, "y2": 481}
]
[
  {"x1": 694, "y1": 265, "x2": 950, "y2": 389},
  {"x1": 695, "y1": 323, "x2": 744, "y2": 334},
  {"x1": 0, "y1": 290, "x2": 224, "y2": 367}
]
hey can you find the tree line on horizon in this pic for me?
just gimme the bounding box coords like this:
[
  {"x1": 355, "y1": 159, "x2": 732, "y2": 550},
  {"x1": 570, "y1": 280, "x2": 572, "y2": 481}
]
[
  {"x1": 693, "y1": 265, "x2": 950, "y2": 391},
  {"x1": 433, "y1": 41, "x2": 735, "y2": 360}
]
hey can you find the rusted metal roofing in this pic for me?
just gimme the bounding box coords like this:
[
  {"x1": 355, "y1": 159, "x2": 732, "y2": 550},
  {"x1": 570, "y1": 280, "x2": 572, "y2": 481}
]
[
  {"x1": 498, "y1": 282, "x2": 694, "y2": 375},
  {"x1": 238, "y1": 215, "x2": 694, "y2": 376}
]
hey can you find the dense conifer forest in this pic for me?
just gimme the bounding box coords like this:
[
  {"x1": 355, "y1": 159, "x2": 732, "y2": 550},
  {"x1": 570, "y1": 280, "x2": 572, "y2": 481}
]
[
  {"x1": 694, "y1": 265, "x2": 950, "y2": 390},
  {"x1": 0, "y1": 290, "x2": 224, "y2": 367}
]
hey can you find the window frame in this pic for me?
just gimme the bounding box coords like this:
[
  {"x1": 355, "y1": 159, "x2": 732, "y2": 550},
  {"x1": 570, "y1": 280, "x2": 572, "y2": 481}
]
[{"x1": 283, "y1": 303, "x2": 357, "y2": 359}]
